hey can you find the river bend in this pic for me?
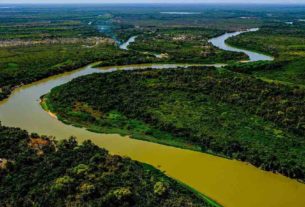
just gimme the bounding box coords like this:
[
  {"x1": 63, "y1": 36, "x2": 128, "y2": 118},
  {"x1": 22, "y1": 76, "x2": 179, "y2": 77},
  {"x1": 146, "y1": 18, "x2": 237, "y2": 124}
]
[{"x1": 0, "y1": 29, "x2": 303, "y2": 207}]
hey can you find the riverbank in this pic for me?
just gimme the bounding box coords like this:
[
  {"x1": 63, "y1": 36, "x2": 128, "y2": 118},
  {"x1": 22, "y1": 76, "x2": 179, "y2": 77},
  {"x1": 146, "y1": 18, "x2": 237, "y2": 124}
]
[
  {"x1": 225, "y1": 25, "x2": 305, "y2": 86},
  {"x1": 1, "y1": 63, "x2": 305, "y2": 207},
  {"x1": 41, "y1": 94, "x2": 203, "y2": 152},
  {"x1": 45, "y1": 67, "x2": 305, "y2": 182},
  {"x1": 208, "y1": 28, "x2": 274, "y2": 62},
  {"x1": 1, "y1": 30, "x2": 304, "y2": 207},
  {"x1": 0, "y1": 45, "x2": 160, "y2": 103},
  {"x1": 0, "y1": 124, "x2": 216, "y2": 207}
]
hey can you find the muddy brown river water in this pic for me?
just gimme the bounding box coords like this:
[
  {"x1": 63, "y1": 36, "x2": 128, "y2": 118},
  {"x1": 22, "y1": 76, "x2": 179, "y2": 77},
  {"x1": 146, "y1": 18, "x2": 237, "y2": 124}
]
[{"x1": 0, "y1": 30, "x2": 303, "y2": 207}]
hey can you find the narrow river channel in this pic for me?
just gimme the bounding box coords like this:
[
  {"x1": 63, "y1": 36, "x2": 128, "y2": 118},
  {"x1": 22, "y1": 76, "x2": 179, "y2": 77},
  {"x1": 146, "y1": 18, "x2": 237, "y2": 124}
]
[
  {"x1": 209, "y1": 28, "x2": 274, "y2": 62},
  {"x1": 0, "y1": 29, "x2": 304, "y2": 207}
]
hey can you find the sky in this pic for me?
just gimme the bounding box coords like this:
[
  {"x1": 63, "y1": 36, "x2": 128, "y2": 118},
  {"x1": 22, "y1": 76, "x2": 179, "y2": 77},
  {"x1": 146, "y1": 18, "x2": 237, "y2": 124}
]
[{"x1": 0, "y1": 0, "x2": 304, "y2": 4}]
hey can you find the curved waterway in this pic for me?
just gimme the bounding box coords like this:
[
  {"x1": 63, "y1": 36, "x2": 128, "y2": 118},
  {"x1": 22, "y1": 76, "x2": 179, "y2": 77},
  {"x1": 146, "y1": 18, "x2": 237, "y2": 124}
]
[
  {"x1": 0, "y1": 31, "x2": 304, "y2": 207},
  {"x1": 209, "y1": 28, "x2": 274, "y2": 61}
]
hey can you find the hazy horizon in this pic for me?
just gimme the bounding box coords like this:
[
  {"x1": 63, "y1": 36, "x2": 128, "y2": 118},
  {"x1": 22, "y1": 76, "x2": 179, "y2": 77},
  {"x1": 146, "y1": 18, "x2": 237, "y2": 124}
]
[{"x1": 1, "y1": 0, "x2": 305, "y2": 5}]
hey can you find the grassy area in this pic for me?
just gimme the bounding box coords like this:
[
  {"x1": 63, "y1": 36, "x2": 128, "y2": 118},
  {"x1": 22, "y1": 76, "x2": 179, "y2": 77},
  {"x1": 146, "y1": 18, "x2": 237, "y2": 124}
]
[{"x1": 46, "y1": 67, "x2": 305, "y2": 181}]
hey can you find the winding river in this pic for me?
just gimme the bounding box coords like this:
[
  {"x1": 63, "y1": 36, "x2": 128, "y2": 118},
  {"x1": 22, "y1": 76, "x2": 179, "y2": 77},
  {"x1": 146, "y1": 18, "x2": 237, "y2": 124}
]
[
  {"x1": 0, "y1": 29, "x2": 304, "y2": 207},
  {"x1": 209, "y1": 28, "x2": 274, "y2": 62}
]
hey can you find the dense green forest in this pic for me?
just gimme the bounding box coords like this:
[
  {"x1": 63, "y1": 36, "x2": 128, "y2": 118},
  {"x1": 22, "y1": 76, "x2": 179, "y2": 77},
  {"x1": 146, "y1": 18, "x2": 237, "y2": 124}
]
[
  {"x1": 46, "y1": 68, "x2": 305, "y2": 181},
  {"x1": 0, "y1": 124, "x2": 214, "y2": 207}
]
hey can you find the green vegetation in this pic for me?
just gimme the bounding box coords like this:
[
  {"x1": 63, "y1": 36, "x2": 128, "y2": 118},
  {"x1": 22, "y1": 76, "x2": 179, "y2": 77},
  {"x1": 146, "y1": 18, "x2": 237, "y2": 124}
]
[
  {"x1": 0, "y1": 124, "x2": 215, "y2": 207},
  {"x1": 0, "y1": 5, "x2": 254, "y2": 101},
  {"x1": 0, "y1": 19, "x2": 99, "y2": 40},
  {"x1": 128, "y1": 28, "x2": 247, "y2": 63},
  {"x1": 226, "y1": 23, "x2": 305, "y2": 85},
  {"x1": 0, "y1": 41, "x2": 159, "y2": 101},
  {"x1": 109, "y1": 5, "x2": 263, "y2": 31},
  {"x1": 0, "y1": 5, "x2": 162, "y2": 101},
  {"x1": 0, "y1": 5, "x2": 109, "y2": 40},
  {"x1": 46, "y1": 68, "x2": 305, "y2": 181},
  {"x1": 42, "y1": 98, "x2": 201, "y2": 151},
  {"x1": 2, "y1": 5, "x2": 305, "y2": 205}
]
